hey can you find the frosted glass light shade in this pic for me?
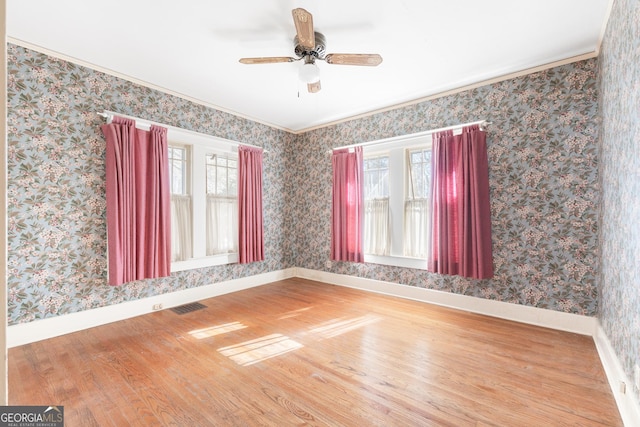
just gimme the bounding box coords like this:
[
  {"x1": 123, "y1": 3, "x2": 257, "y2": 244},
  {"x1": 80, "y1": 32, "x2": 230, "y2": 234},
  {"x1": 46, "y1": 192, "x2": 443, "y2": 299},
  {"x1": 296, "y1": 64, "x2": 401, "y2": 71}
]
[{"x1": 299, "y1": 62, "x2": 320, "y2": 83}]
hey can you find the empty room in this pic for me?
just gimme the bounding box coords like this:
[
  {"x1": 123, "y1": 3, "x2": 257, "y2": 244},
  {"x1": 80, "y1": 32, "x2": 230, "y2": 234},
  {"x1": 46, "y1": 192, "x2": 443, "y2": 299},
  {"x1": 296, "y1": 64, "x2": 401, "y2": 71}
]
[{"x1": 3, "y1": 0, "x2": 639, "y2": 425}]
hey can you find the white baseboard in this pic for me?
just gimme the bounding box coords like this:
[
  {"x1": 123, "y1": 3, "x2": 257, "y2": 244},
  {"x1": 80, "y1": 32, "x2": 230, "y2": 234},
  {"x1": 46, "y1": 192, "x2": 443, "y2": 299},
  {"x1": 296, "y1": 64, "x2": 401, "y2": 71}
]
[
  {"x1": 7, "y1": 268, "x2": 296, "y2": 348},
  {"x1": 295, "y1": 268, "x2": 597, "y2": 335},
  {"x1": 9, "y1": 267, "x2": 596, "y2": 347},
  {"x1": 594, "y1": 324, "x2": 640, "y2": 427}
]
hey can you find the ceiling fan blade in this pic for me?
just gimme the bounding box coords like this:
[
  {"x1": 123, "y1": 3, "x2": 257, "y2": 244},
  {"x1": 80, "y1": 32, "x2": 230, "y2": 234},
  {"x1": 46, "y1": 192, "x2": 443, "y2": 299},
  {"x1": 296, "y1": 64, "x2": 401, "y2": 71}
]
[
  {"x1": 307, "y1": 81, "x2": 321, "y2": 93},
  {"x1": 239, "y1": 57, "x2": 296, "y2": 64},
  {"x1": 325, "y1": 53, "x2": 383, "y2": 66},
  {"x1": 292, "y1": 8, "x2": 315, "y2": 50}
]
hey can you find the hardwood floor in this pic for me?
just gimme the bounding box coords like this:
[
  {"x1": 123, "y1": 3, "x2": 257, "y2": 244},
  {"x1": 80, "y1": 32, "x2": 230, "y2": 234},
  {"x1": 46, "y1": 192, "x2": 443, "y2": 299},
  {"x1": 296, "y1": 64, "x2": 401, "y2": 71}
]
[{"x1": 9, "y1": 278, "x2": 622, "y2": 426}]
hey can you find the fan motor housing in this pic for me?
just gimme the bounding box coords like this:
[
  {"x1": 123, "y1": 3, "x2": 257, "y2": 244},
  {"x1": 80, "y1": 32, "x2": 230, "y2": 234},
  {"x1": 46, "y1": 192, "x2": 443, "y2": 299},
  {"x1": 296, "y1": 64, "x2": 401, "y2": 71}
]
[{"x1": 294, "y1": 32, "x2": 326, "y2": 59}]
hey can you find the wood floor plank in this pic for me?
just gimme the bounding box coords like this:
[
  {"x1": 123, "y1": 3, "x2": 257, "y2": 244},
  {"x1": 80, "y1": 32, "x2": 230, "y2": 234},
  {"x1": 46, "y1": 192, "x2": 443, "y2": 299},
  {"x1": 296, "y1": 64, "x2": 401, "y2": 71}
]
[{"x1": 9, "y1": 278, "x2": 622, "y2": 426}]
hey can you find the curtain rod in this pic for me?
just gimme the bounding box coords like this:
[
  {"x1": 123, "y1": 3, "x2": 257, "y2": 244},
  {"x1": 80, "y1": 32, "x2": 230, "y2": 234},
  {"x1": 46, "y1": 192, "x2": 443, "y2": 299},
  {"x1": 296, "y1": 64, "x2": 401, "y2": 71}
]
[
  {"x1": 332, "y1": 119, "x2": 492, "y2": 152},
  {"x1": 97, "y1": 111, "x2": 267, "y2": 153}
]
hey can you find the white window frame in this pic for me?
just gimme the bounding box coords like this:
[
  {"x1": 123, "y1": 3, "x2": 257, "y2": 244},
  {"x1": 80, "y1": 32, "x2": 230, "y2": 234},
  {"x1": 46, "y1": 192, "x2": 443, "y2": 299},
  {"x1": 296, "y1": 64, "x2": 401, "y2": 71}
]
[
  {"x1": 362, "y1": 133, "x2": 433, "y2": 270},
  {"x1": 169, "y1": 145, "x2": 190, "y2": 196},
  {"x1": 205, "y1": 151, "x2": 239, "y2": 256},
  {"x1": 169, "y1": 144, "x2": 192, "y2": 263},
  {"x1": 363, "y1": 155, "x2": 390, "y2": 256},
  {"x1": 168, "y1": 129, "x2": 241, "y2": 272}
]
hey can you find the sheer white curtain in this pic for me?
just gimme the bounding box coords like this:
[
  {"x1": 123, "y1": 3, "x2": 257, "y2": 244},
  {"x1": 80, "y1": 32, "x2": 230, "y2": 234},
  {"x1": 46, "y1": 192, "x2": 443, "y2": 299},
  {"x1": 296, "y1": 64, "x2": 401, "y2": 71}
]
[
  {"x1": 171, "y1": 194, "x2": 192, "y2": 262},
  {"x1": 404, "y1": 199, "x2": 429, "y2": 258},
  {"x1": 207, "y1": 195, "x2": 238, "y2": 255},
  {"x1": 364, "y1": 198, "x2": 390, "y2": 255}
]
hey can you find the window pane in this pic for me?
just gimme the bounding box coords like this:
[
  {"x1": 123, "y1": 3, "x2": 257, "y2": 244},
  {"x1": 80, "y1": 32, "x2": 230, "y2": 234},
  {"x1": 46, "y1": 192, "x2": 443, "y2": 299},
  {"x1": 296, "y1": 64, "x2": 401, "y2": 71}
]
[
  {"x1": 423, "y1": 151, "x2": 432, "y2": 177},
  {"x1": 206, "y1": 153, "x2": 237, "y2": 197},
  {"x1": 172, "y1": 164, "x2": 182, "y2": 194},
  {"x1": 229, "y1": 168, "x2": 237, "y2": 194},
  {"x1": 408, "y1": 148, "x2": 431, "y2": 200},
  {"x1": 217, "y1": 167, "x2": 228, "y2": 195},
  {"x1": 169, "y1": 146, "x2": 187, "y2": 195},
  {"x1": 405, "y1": 147, "x2": 431, "y2": 257},
  {"x1": 205, "y1": 154, "x2": 239, "y2": 255},
  {"x1": 411, "y1": 151, "x2": 422, "y2": 164},
  {"x1": 169, "y1": 145, "x2": 192, "y2": 262},
  {"x1": 365, "y1": 158, "x2": 374, "y2": 169},
  {"x1": 364, "y1": 155, "x2": 389, "y2": 200},
  {"x1": 363, "y1": 154, "x2": 391, "y2": 255},
  {"x1": 381, "y1": 169, "x2": 389, "y2": 198},
  {"x1": 206, "y1": 163, "x2": 215, "y2": 194}
]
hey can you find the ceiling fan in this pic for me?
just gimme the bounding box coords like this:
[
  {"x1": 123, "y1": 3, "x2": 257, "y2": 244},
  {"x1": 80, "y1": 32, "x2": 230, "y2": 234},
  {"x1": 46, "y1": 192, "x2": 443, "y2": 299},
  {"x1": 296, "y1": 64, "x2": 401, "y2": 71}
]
[{"x1": 239, "y1": 8, "x2": 383, "y2": 93}]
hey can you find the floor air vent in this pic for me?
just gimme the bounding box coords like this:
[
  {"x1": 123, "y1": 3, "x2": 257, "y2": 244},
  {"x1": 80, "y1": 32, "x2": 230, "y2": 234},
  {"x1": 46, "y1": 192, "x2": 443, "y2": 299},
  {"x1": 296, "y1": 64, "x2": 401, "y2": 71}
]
[{"x1": 171, "y1": 302, "x2": 207, "y2": 315}]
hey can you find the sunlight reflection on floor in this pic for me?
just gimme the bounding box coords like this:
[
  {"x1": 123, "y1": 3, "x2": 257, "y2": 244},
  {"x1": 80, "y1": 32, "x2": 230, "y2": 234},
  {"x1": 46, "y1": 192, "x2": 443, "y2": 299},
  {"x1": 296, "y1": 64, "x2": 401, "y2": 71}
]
[
  {"x1": 278, "y1": 306, "x2": 313, "y2": 320},
  {"x1": 308, "y1": 314, "x2": 381, "y2": 339},
  {"x1": 196, "y1": 313, "x2": 381, "y2": 366},
  {"x1": 189, "y1": 321, "x2": 248, "y2": 339},
  {"x1": 218, "y1": 334, "x2": 304, "y2": 366}
]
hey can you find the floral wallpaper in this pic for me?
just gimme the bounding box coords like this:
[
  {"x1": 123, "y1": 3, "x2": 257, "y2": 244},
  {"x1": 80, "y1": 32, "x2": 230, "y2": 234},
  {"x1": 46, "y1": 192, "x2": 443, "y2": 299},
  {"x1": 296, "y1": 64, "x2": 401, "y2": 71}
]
[
  {"x1": 7, "y1": 42, "x2": 602, "y2": 328},
  {"x1": 598, "y1": 0, "x2": 640, "y2": 402},
  {"x1": 7, "y1": 44, "x2": 295, "y2": 325},
  {"x1": 291, "y1": 60, "x2": 600, "y2": 316}
]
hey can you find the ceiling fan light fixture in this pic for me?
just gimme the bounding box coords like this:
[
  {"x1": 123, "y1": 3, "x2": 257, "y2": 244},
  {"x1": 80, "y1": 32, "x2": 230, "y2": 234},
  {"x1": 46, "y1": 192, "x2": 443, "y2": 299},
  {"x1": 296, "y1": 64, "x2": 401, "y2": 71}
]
[
  {"x1": 299, "y1": 61, "x2": 320, "y2": 84},
  {"x1": 238, "y1": 8, "x2": 382, "y2": 93}
]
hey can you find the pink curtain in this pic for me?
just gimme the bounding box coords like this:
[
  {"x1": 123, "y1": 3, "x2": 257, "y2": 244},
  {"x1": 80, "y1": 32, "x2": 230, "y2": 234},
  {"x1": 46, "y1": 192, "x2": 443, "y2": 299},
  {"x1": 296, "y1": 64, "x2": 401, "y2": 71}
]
[
  {"x1": 427, "y1": 125, "x2": 493, "y2": 279},
  {"x1": 331, "y1": 147, "x2": 364, "y2": 262},
  {"x1": 101, "y1": 117, "x2": 171, "y2": 285},
  {"x1": 238, "y1": 145, "x2": 264, "y2": 263}
]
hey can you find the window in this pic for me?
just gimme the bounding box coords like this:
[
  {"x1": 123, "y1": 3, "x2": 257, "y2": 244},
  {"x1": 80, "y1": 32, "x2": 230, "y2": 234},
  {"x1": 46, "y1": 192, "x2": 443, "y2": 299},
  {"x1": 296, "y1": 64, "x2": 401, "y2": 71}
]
[
  {"x1": 167, "y1": 131, "x2": 241, "y2": 272},
  {"x1": 404, "y1": 148, "x2": 432, "y2": 258},
  {"x1": 362, "y1": 134, "x2": 432, "y2": 269},
  {"x1": 364, "y1": 156, "x2": 389, "y2": 199},
  {"x1": 407, "y1": 148, "x2": 432, "y2": 199},
  {"x1": 363, "y1": 156, "x2": 390, "y2": 256},
  {"x1": 169, "y1": 145, "x2": 192, "y2": 262},
  {"x1": 169, "y1": 146, "x2": 188, "y2": 195},
  {"x1": 206, "y1": 154, "x2": 238, "y2": 255}
]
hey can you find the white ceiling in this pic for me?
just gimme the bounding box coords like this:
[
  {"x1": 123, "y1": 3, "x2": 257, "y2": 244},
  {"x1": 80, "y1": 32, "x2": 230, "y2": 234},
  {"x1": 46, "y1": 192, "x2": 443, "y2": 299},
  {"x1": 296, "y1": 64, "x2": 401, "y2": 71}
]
[{"x1": 7, "y1": 0, "x2": 612, "y2": 133}]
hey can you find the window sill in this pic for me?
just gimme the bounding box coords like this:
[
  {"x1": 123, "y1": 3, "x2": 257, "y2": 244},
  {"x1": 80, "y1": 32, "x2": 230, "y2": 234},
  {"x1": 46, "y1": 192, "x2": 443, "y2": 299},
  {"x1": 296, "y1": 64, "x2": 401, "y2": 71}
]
[
  {"x1": 171, "y1": 253, "x2": 238, "y2": 272},
  {"x1": 363, "y1": 254, "x2": 428, "y2": 270}
]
